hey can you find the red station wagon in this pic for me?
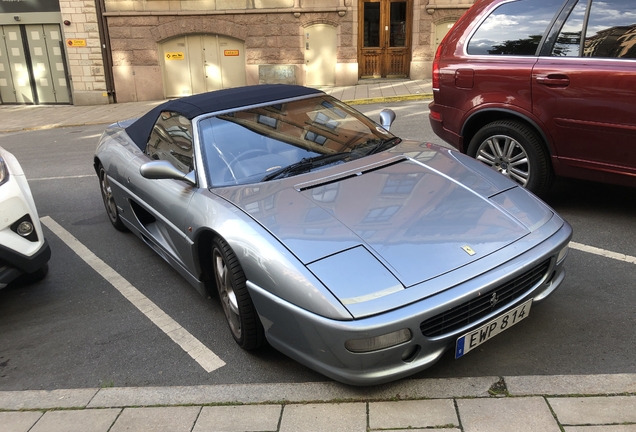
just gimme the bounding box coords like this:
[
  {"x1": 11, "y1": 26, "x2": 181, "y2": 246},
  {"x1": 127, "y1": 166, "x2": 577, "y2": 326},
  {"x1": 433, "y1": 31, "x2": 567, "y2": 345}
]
[{"x1": 429, "y1": 0, "x2": 636, "y2": 196}]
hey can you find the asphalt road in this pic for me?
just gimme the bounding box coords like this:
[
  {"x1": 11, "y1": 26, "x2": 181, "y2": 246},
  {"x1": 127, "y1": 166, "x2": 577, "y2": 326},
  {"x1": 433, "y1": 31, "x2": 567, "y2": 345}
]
[{"x1": 1, "y1": 101, "x2": 634, "y2": 391}]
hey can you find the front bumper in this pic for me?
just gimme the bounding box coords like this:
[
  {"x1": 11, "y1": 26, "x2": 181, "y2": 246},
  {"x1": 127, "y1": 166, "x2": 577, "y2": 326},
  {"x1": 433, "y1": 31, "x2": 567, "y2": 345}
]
[
  {"x1": 0, "y1": 238, "x2": 51, "y2": 287},
  {"x1": 248, "y1": 218, "x2": 572, "y2": 385}
]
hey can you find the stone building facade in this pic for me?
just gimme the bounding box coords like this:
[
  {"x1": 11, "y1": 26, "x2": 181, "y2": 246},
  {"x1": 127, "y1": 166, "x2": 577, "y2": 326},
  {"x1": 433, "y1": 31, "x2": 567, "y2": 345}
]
[
  {"x1": 0, "y1": 0, "x2": 473, "y2": 105},
  {"x1": 60, "y1": 0, "x2": 109, "y2": 105},
  {"x1": 103, "y1": 0, "x2": 474, "y2": 102}
]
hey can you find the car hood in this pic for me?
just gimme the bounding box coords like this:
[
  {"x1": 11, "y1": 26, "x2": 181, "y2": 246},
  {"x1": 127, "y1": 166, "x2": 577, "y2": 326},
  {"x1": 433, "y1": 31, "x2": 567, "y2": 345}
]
[{"x1": 214, "y1": 144, "x2": 555, "y2": 316}]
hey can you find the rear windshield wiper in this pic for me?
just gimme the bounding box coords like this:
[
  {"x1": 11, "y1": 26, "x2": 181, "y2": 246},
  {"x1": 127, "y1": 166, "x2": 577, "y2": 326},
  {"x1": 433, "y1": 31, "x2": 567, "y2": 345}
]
[{"x1": 261, "y1": 152, "x2": 351, "y2": 182}]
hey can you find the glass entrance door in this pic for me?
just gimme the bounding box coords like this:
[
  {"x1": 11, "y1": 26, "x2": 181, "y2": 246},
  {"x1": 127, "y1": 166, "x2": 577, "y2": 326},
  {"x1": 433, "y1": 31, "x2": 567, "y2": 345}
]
[{"x1": 358, "y1": 0, "x2": 411, "y2": 78}]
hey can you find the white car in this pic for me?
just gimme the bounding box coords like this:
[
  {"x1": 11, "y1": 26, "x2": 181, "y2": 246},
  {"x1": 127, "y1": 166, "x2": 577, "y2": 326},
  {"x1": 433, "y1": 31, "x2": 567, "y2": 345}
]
[{"x1": 0, "y1": 146, "x2": 50, "y2": 289}]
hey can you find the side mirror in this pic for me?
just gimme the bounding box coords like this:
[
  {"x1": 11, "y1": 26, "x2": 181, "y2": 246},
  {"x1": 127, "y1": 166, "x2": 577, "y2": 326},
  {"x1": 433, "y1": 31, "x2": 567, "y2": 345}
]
[
  {"x1": 379, "y1": 109, "x2": 396, "y2": 131},
  {"x1": 140, "y1": 160, "x2": 196, "y2": 186}
]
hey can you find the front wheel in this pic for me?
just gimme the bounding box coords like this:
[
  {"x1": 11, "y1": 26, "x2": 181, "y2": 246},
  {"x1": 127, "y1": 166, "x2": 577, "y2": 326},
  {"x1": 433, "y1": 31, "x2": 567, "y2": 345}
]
[
  {"x1": 467, "y1": 120, "x2": 553, "y2": 196},
  {"x1": 211, "y1": 237, "x2": 265, "y2": 350},
  {"x1": 98, "y1": 163, "x2": 127, "y2": 231}
]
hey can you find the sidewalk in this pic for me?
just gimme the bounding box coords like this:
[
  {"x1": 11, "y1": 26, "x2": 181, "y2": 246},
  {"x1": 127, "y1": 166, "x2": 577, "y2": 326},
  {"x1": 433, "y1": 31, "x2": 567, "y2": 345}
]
[
  {"x1": 1, "y1": 79, "x2": 635, "y2": 431},
  {"x1": 1, "y1": 374, "x2": 635, "y2": 431},
  {"x1": 0, "y1": 79, "x2": 433, "y2": 134}
]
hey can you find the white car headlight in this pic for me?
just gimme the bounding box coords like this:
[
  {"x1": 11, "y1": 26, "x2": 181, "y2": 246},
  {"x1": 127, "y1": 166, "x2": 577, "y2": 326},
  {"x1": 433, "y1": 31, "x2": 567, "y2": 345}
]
[{"x1": 0, "y1": 157, "x2": 8, "y2": 186}]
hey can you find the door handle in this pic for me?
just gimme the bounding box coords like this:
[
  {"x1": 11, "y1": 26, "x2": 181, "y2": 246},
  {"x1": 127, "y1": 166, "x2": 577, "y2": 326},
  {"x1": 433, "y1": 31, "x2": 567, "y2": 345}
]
[{"x1": 536, "y1": 74, "x2": 570, "y2": 87}]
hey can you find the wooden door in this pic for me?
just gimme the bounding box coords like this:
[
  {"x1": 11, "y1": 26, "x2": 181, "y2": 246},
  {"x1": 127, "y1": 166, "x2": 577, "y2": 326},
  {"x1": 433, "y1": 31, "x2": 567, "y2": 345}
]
[{"x1": 358, "y1": 0, "x2": 411, "y2": 78}]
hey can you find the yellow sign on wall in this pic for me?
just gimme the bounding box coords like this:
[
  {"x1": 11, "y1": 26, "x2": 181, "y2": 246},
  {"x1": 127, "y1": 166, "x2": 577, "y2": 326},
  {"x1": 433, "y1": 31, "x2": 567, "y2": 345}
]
[
  {"x1": 66, "y1": 39, "x2": 86, "y2": 47},
  {"x1": 165, "y1": 52, "x2": 185, "y2": 60},
  {"x1": 224, "y1": 50, "x2": 239, "y2": 56}
]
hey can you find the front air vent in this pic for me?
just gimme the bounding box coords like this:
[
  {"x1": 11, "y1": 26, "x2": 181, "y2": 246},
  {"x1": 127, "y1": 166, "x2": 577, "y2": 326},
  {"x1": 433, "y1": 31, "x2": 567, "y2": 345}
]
[{"x1": 420, "y1": 259, "x2": 551, "y2": 338}]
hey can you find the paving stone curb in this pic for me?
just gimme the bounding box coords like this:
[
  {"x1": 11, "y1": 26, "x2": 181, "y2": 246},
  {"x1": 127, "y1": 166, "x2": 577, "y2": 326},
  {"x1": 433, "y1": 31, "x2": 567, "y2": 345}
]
[{"x1": 1, "y1": 374, "x2": 635, "y2": 412}]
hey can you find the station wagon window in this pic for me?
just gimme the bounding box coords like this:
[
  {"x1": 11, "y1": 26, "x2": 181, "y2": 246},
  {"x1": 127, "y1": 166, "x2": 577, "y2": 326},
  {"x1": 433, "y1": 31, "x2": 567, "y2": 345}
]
[
  {"x1": 551, "y1": 1, "x2": 586, "y2": 57},
  {"x1": 146, "y1": 111, "x2": 194, "y2": 174},
  {"x1": 584, "y1": 0, "x2": 636, "y2": 59},
  {"x1": 551, "y1": 0, "x2": 636, "y2": 58},
  {"x1": 467, "y1": 0, "x2": 564, "y2": 56}
]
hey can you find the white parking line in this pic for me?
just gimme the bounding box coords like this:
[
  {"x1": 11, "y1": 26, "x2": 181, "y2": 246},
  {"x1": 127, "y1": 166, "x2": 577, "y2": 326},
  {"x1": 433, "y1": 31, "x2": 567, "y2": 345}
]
[
  {"x1": 40, "y1": 216, "x2": 226, "y2": 373},
  {"x1": 570, "y1": 241, "x2": 636, "y2": 265}
]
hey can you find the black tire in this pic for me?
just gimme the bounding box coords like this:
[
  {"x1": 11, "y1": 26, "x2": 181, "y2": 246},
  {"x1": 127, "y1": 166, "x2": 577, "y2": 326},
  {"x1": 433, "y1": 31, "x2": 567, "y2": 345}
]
[
  {"x1": 98, "y1": 163, "x2": 127, "y2": 232},
  {"x1": 467, "y1": 120, "x2": 553, "y2": 196},
  {"x1": 211, "y1": 237, "x2": 265, "y2": 350}
]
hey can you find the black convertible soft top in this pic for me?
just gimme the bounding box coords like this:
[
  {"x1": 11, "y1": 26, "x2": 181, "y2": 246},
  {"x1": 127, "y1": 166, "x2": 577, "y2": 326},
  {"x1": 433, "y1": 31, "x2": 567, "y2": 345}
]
[{"x1": 125, "y1": 84, "x2": 324, "y2": 151}]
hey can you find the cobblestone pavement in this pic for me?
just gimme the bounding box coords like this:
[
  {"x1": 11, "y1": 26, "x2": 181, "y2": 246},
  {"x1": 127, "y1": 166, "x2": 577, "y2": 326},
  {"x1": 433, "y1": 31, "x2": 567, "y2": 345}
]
[{"x1": 1, "y1": 375, "x2": 635, "y2": 431}]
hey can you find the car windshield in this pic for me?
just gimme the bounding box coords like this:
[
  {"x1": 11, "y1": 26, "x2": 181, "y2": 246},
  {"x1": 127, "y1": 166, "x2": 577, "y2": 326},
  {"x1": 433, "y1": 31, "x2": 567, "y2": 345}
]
[{"x1": 197, "y1": 95, "x2": 396, "y2": 186}]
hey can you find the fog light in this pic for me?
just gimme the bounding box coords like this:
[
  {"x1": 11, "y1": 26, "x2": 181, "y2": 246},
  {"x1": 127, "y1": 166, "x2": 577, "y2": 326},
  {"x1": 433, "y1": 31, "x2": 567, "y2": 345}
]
[
  {"x1": 401, "y1": 344, "x2": 421, "y2": 363},
  {"x1": 17, "y1": 221, "x2": 34, "y2": 237},
  {"x1": 557, "y1": 243, "x2": 570, "y2": 263},
  {"x1": 345, "y1": 329, "x2": 412, "y2": 353}
]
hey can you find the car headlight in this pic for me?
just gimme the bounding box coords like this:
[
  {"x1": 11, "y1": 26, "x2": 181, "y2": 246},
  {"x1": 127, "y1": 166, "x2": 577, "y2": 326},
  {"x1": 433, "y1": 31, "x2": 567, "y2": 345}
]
[
  {"x1": 557, "y1": 243, "x2": 570, "y2": 263},
  {"x1": 0, "y1": 157, "x2": 8, "y2": 186},
  {"x1": 345, "y1": 328, "x2": 412, "y2": 353}
]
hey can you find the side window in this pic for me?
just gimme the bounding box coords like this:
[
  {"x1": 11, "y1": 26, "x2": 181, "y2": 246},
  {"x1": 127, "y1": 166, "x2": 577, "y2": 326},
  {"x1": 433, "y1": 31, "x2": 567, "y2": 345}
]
[
  {"x1": 551, "y1": 1, "x2": 587, "y2": 57},
  {"x1": 467, "y1": 0, "x2": 564, "y2": 56},
  {"x1": 584, "y1": 0, "x2": 636, "y2": 59},
  {"x1": 146, "y1": 111, "x2": 194, "y2": 174}
]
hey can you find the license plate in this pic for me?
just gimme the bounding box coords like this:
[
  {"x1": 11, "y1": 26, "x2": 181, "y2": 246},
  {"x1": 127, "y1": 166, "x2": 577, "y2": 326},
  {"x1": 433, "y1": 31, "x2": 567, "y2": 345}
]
[{"x1": 455, "y1": 299, "x2": 532, "y2": 359}]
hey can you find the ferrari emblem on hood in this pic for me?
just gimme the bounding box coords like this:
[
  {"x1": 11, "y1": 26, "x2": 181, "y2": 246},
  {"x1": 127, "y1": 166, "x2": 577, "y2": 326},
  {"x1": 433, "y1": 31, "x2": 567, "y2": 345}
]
[{"x1": 461, "y1": 245, "x2": 476, "y2": 256}]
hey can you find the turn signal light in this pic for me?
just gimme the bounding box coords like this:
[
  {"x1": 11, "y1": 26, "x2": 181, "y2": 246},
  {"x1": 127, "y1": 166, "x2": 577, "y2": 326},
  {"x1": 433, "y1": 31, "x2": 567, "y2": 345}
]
[{"x1": 345, "y1": 329, "x2": 412, "y2": 353}]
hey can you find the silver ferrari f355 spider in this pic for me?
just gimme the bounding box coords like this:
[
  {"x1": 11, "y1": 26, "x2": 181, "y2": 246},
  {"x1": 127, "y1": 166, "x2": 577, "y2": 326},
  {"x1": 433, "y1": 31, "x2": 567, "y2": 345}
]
[{"x1": 94, "y1": 84, "x2": 572, "y2": 385}]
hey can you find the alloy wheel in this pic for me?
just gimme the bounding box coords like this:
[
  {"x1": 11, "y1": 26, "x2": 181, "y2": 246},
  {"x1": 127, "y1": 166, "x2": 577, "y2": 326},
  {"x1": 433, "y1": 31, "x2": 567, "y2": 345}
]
[
  {"x1": 475, "y1": 134, "x2": 530, "y2": 187},
  {"x1": 100, "y1": 169, "x2": 119, "y2": 222},
  {"x1": 213, "y1": 248, "x2": 242, "y2": 339}
]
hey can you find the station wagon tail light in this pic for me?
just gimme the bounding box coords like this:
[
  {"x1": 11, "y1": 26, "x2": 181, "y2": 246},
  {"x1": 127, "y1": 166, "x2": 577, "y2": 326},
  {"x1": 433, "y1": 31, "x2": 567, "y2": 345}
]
[
  {"x1": 557, "y1": 243, "x2": 570, "y2": 264},
  {"x1": 345, "y1": 329, "x2": 412, "y2": 353},
  {"x1": 432, "y1": 43, "x2": 443, "y2": 90}
]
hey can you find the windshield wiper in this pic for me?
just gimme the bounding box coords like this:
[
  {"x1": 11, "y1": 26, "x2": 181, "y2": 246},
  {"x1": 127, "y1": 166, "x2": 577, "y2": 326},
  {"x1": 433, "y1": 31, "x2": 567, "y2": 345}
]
[
  {"x1": 261, "y1": 152, "x2": 351, "y2": 182},
  {"x1": 354, "y1": 137, "x2": 402, "y2": 156}
]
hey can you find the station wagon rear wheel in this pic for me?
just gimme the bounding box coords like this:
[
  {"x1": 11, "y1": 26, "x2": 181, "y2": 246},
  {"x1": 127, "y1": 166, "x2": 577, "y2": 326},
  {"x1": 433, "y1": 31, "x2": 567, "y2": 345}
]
[
  {"x1": 468, "y1": 120, "x2": 553, "y2": 196},
  {"x1": 98, "y1": 164, "x2": 127, "y2": 231},
  {"x1": 211, "y1": 237, "x2": 265, "y2": 350}
]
